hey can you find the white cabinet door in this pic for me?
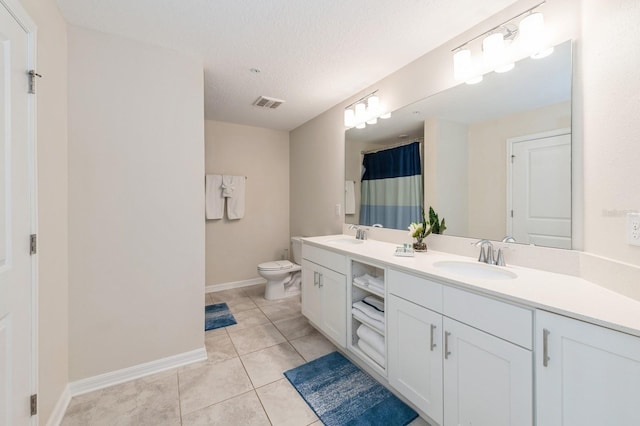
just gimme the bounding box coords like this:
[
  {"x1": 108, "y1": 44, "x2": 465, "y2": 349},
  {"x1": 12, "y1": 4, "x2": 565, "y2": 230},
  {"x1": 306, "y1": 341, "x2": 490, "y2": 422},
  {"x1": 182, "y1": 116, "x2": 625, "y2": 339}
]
[
  {"x1": 388, "y1": 295, "x2": 443, "y2": 425},
  {"x1": 320, "y1": 266, "x2": 347, "y2": 347},
  {"x1": 443, "y1": 318, "x2": 532, "y2": 426},
  {"x1": 301, "y1": 260, "x2": 321, "y2": 326},
  {"x1": 536, "y1": 310, "x2": 640, "y2": 426}
]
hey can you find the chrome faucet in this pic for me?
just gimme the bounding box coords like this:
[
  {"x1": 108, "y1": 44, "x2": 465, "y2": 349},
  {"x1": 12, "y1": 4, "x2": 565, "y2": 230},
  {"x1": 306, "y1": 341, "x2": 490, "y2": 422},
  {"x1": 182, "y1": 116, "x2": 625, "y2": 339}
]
[
  {"x1": 502, "y1": 236, "x2": 516, "y2": 243},
  {"x1": 474, "y1": 239, "x2": 496, "y2": 265},
  {"x1": 349, "y1": 224, "x2": 367, "y2": 240}
]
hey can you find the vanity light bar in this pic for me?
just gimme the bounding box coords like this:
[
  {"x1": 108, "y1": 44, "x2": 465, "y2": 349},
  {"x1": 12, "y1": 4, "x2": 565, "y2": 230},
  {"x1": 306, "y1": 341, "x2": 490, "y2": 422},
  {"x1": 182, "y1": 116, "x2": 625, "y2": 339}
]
[
  {"x1": 452, "y1": 1, "x2": 552, "y2": 84},
  {"x1": 344, "y1": 90, "x2": 391, "y2": 129}
]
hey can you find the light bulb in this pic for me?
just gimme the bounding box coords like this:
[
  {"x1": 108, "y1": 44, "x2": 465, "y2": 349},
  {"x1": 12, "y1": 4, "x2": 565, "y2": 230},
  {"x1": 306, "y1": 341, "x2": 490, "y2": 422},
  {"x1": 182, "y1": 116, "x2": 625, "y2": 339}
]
[
  {"x1": 453, "y1": 49, "x2": 472, "y2": 81},
  {"x1": 355, "y1": 102, "x2": 367, "y2": 124},
  {"x1": 344, "y1": 108, "x2": 355, "y2": 127},
  {"x1": 483, "y1": 32, "x2": 514, "y2": 73},
  {"x1": 519, "y1": 12, "x2": 553, "y2": 59},
  {"x1": 367, "y1": 95, "x2": 380, "y2": 117}
]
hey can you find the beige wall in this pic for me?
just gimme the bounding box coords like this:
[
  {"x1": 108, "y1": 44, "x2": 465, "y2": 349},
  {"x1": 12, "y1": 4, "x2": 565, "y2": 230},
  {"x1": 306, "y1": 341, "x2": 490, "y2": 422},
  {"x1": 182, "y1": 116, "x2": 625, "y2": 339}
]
[
  {"x1": 581, "y1": 0, "x2": 640, "y2": 264},
  {"x1": 67, "y1": 26, "x2": 205, "y2": 380},
  {"x1": 205, "y1": 120, "x2": 290, "y2": 287},
  {"x1": 423, "y1": 119, "x2": 469, "y2": 237},
  {"x1": 17, "y1": 0, "x2": 69, "y2": 422},
  {"x1": 467, "y1": 101, "x2": 571, "y2": 241}
]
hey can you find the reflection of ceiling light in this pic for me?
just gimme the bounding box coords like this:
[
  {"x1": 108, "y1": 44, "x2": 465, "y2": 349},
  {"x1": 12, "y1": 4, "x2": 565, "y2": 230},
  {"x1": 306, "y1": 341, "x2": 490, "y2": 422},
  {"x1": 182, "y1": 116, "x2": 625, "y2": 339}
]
[
  {"x1": 451, "y1": 2, "x2": 552, "y2": 83},
  {"x1": 343, "y1": 91, "x2": 389, "y2": 128}
]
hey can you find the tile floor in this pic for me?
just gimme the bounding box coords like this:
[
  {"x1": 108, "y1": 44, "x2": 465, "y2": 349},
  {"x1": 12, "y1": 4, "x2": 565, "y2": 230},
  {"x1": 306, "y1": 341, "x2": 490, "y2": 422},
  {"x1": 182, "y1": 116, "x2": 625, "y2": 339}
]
[{"x1": 60, "y1": 284, "x2": 429, "y2": 426}]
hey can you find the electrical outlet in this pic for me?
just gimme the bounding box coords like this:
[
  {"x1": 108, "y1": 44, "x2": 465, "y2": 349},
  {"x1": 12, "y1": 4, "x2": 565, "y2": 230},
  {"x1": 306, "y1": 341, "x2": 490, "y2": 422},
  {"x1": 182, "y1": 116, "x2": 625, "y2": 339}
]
[{"x1": 627, "y1": 213, "x2": 640, "y2": 246}]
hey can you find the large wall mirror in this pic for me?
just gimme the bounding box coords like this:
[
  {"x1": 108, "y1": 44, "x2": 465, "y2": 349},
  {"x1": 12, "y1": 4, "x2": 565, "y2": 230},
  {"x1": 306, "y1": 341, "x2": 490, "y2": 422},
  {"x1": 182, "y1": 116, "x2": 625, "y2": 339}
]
[{"x1": 345, "y1": 40, "x2": 573, "y2": 249}]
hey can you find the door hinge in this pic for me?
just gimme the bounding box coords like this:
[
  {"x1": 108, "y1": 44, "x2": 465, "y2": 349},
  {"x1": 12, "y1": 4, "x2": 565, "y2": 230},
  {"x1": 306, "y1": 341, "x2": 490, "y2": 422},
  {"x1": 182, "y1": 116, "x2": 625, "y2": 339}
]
[
  {"x1": 28, "y1": 70, "x2": 42, "y2": 94},
  {"x1": 30, "y1": 394, "x2": 37, "y2": 416},
  {"x1": 510, "y1": 210, "x2": 514, "y2": 218},
  {"x1": 511, "y1": 154, "x2": 516, "y2": 163},
  {"x1": 30, "y1": 234, "x2": 37, "y2": 255}
]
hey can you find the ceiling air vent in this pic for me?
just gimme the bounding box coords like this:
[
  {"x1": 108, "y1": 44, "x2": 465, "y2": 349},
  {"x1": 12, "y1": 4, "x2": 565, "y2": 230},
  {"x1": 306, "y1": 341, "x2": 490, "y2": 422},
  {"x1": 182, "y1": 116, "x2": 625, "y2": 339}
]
[{"x1": 253, "y1": 96, "x2": 285, "y2": 109}]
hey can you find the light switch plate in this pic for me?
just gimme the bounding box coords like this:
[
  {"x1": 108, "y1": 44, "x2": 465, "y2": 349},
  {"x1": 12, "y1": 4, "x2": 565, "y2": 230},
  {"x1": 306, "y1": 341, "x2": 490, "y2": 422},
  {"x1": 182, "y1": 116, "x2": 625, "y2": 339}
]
[{"x1": 627, "y1": 213, "x2": 640, "y2": 246}]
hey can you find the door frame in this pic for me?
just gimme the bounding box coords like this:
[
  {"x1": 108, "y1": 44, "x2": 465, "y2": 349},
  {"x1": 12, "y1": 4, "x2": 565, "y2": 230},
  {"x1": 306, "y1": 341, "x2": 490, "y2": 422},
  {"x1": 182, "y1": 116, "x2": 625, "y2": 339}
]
[
  {"x1": 506, "y1": 128, "x2": 571, "y2": 239},
  {"x1": 0, "y1": 0, "x2": 38, "y2": 422}
]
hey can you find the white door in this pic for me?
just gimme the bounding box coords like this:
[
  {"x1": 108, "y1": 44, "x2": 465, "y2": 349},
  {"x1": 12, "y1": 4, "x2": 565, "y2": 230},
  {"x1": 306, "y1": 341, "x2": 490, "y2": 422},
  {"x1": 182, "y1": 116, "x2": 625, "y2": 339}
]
[
  {"x1": 443, "y1": 318, "x2": 532, "y2": 426},
  {"x1": 319, "y1": 267, "x2": 346, "y2": 347},
  {"x1": 536, "y1": 310, "x2": 640, "y2": 426},
  {"x1": 508, "y1": 130, "x2": 571, "y2": 249},
  {"x1": 388, "y1": 295, "x2": 443, "y2": 425},
  {"x1": 0, "y1": 2, "x2": 35, "y2": 424}
]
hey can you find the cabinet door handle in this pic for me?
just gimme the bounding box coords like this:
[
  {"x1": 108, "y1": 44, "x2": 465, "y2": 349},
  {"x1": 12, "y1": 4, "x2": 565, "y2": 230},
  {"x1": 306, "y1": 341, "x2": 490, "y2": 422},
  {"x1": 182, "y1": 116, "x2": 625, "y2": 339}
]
[
  {"x1": 319, "y1": 273, "x2": 324, "y2": 287},
  {"x1": 444, "y1": 331, "x2": 451, "y2": 359},
  {"x1": 543, "y1": 328, "x2": 551, "y2": 367},
  {"x1": 430, "y1": 324, "x2": 437, "y2": 351},
  {"x1": 313, "y1": 271, "x2": 318, "y2": 286}
]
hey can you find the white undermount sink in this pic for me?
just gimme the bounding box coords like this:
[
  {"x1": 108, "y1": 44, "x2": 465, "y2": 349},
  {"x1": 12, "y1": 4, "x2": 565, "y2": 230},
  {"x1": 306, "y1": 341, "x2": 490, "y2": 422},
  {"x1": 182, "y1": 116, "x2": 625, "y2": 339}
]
[
  {"x1": 433, "y1": 260, "x2": 517, "y2": 280},
  {"x1": 325, "y1": 238, "x2": 364, "y2": 245}
]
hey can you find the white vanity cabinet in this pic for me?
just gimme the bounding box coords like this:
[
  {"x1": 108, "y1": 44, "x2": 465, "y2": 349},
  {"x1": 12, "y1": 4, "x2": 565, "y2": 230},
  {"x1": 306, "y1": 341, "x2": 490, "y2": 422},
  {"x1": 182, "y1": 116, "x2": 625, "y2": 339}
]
[
  {"x1": 536, "y1": 310, "x2": 640, "y2": 425},
  {"x1": 301, "y1": 244, "x2": 347, "y2": 347},
  {"x1": 387, "y1": 268, "x2": 533, "y2": 426}
]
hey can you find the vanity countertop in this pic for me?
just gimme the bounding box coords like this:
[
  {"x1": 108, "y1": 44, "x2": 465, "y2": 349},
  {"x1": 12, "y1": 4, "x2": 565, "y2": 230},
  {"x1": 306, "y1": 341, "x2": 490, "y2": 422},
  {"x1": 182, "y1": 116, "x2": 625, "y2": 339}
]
[{"x1": 303, "y1": 235, "x2": 640, "y2": 338}]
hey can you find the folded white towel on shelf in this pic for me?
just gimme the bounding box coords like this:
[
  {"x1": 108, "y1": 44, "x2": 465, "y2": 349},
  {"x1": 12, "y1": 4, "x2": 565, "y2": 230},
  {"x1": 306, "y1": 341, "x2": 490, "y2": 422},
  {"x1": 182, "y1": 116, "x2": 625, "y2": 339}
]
[
  {"x1": 362, "y1": 296, "x2": 384, "y2": 312},
  {"x1": 353, "y1": 301, "x2": 385, "y2": 323},
  {"x1": 353, "y1": 276, "x2": 368, "y2": 287},
  {"x1": 368, "y1": 276, "x2": 385, "y2": 289},
  {"x1": 357, "y1": 324, "x2": 385, "y2": 356},
  {"x1": 358, "y1": 339, "x2": 385, "y2": 367},
  {"x1": 367, "y1": 281, "x2": 385, "y2": 294},
  {"x1": 225, "y1": 175, "x2": 245, "y2": 220},
  {"x1": 205, "y1": 174, "x2": 224, "y2": 219},
  {"x1": 352, "y1": 308, "x2": 385, "y2": 333}
]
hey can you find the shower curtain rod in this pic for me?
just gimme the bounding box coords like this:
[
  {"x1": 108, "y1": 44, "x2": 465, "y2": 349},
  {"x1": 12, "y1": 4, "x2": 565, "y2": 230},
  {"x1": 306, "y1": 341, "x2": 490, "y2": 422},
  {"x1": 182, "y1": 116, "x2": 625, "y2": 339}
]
[{"x1": 361, "y1": 138, "x2": 423, "y2": 155}]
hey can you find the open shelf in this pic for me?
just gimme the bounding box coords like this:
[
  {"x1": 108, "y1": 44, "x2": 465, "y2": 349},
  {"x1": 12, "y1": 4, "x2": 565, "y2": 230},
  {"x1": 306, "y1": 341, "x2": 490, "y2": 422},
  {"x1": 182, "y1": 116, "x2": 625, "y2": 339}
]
[{"x1": 349, "y1": 258, "x2": 387, "y2": 375}]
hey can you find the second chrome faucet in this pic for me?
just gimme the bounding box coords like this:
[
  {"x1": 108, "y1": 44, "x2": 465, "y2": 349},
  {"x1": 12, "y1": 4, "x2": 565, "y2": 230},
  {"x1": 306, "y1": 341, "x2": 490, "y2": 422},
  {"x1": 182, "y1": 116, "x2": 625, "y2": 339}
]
[{"x1": 474, "y1": 239, "x2": 506, "y2": 266}]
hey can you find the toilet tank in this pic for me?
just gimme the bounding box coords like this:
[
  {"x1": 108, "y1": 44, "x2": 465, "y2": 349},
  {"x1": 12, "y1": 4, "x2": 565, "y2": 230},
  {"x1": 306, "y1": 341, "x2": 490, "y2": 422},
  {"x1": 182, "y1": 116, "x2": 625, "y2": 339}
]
[{"x1": 291, "y1": 237, "x2": 303, "y2": 264}]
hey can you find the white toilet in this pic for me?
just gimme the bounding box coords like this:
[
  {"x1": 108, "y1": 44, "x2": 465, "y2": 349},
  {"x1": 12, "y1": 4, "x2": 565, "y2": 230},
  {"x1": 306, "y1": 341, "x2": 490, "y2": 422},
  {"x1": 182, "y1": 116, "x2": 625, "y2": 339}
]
[{"x1": 257, "y1": 237, "x2": 303, "y2": 300}]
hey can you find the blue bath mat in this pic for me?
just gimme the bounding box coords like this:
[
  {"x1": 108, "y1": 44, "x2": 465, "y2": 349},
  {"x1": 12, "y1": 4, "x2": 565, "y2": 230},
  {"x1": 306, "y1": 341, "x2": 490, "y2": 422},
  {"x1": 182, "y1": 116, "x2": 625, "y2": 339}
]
[
  {"x1": 205, "y1": 303, "x2": 237, "y2": 331},
  {"x1": 284, "y1": 351, "x2": 418, "y2": 426}
]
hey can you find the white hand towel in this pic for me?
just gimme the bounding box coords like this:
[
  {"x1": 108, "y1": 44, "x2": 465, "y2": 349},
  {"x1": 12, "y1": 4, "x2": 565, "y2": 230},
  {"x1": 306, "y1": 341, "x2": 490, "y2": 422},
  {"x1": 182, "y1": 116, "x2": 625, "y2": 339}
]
[
  {"x1": 345, "y1": 181, "x2": 356, "y2": 215},
  {"x1": 358, "y1": 339, "x2": 385, "y2": 367},
  {"x1": 353, "y1": 301, "x2": 385, "y2": 323},
  {"x1": 205, "y1": 174, "x2": 224, "y2": 219},
  {"x1": 352, "y1": 308, "x2": 385, "y2": 333},
  {"x1": 357, "y1": 324, "x2": 385, "y2": 356},
  {"x1": 226, "y1": 175, "x2": 245, "y2": 220},
  {"x1": 221, "y1": 175, "x2": 235, "y2": 197}
]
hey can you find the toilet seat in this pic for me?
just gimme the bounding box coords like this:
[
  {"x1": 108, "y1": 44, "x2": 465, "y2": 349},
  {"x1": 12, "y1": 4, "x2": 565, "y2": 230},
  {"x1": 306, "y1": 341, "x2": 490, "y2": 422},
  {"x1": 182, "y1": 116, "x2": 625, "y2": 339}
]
[{"x1": 258, "y1": 260, "x2": 295, "y2": 271}]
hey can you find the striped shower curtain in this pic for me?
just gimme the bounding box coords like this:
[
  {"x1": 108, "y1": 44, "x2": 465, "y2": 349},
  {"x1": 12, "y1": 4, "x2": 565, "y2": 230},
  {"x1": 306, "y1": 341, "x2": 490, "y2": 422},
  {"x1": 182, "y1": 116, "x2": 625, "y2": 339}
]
[{"x1": 359, "y1": 141, "x2": 423, "y2": 229}]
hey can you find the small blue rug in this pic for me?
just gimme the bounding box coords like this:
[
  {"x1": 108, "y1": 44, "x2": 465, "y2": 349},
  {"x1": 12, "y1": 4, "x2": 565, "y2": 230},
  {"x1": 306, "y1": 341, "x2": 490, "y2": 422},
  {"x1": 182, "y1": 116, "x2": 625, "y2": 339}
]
[
  {"x1": 205, "y1": 303, "x2": 237, "y2": 331},
  {"x1": 284, "y1": 351, "x2": 418, "y2": 426}
]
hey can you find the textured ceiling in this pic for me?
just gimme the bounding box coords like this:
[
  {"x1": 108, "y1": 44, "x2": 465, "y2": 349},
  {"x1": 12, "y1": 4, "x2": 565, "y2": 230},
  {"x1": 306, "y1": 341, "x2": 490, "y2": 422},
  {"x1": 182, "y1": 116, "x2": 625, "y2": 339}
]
[{"x1": 56, "y1": 0, "x2": 520, "y2": 131}]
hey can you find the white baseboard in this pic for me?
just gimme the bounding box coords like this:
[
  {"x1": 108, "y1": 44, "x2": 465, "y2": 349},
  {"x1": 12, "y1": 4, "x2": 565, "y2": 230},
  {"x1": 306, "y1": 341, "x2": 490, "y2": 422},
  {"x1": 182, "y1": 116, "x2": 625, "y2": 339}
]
[
  {"x1": 206, "y1": 277, "x2": 266, "y2": 293},
  {"x1": 68, "y1": 347, "x2": 206, "y2": 397},
  {"x1": 46, "y1": 384, "x2": 71, "y2": 426}
]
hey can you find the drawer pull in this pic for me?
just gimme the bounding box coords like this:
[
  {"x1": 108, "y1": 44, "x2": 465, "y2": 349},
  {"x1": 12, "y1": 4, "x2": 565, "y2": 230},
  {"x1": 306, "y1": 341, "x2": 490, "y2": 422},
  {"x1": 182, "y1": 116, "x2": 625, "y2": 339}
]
[
  {"x1": 543, "y1": 328, "x2": 551, "y2": 367},
  {"x1": 430, "y1": 324, "x2": 437, "y2": 351},
  {"x1": 445, "y1": 331, "x2": 451, "y2": 359}
]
